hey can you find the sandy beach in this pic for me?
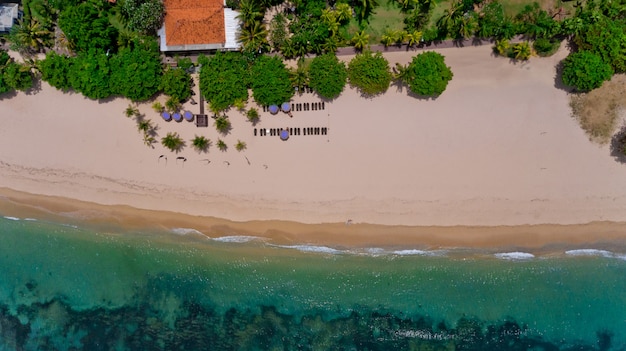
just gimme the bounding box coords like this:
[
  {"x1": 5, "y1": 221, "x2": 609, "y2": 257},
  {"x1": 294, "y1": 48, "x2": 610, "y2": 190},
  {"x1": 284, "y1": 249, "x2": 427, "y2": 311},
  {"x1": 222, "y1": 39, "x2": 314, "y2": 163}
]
[{"x1": 2, "y1": 44, "x2": 626, "y2": 247}]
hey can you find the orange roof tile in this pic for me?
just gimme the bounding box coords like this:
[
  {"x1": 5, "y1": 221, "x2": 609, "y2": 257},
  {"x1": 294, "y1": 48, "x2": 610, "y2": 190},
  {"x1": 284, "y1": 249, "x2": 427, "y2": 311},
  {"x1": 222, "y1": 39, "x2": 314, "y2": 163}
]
[{"x1": 163, "y1": 0, "x2": 225, "y2": 46}]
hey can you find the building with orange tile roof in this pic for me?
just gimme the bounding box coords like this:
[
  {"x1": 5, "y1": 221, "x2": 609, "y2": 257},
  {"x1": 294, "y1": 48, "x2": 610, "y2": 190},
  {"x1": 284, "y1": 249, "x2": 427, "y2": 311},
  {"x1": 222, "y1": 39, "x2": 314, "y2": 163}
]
[{"x1": 158, "y1": 0, "x2": 240, "y2": 52}]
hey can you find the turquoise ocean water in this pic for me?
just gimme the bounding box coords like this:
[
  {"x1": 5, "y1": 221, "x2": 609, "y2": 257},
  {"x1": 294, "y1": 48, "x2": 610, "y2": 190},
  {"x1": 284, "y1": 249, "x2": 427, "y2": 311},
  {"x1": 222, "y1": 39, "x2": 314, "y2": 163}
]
[{"x1": 1, "y1": 214, "x2": 625, "y2": 350}]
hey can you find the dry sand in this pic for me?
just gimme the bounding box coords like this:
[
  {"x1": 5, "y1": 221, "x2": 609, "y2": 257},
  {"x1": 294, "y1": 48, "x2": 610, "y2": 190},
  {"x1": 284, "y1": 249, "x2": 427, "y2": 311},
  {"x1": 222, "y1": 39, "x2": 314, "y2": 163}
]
[{"x1": 1, "y1": 44, "x2": 626, "y2": 247}]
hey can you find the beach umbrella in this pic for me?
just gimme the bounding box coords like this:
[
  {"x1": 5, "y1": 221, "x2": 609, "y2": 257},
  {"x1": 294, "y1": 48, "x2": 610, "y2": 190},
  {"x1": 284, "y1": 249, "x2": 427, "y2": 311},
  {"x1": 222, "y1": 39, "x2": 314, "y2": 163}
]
[
  {"x1": 161, "y1": 112, "x2": 171, "y2": 121},
  {"x1": 281, "y1": 102, "x2": 291, "y2": 112},
  {"x1": 184, "y1": 111, "x2": 194, "y2": 121},
  {"x1": 268, "y1": 105, "x2": 279, "y2": 114},
  {"x1": 280, "y1": 129, "x2": 289, "y2": 140},
  {"x1": 173, "y1": 112, "x2": 182, "y2": 122}
]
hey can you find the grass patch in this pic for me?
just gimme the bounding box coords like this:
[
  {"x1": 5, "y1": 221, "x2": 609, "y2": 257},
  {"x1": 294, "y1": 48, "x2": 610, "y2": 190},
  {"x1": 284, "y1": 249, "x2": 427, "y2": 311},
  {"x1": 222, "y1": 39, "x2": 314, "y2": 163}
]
[
  {"x1": 570, "y1": 74, "x2": 626, "y2": 144},
  {"x1": 342, "y1": 2, "x2": 406, "y2": 44}
]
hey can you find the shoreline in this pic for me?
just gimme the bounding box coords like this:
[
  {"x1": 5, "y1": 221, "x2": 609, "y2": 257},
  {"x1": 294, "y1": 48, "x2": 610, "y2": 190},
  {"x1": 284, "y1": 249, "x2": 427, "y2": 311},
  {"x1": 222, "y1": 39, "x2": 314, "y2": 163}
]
[{"x1": 3, "y1": 187, "x2": 626, "y2": 252}]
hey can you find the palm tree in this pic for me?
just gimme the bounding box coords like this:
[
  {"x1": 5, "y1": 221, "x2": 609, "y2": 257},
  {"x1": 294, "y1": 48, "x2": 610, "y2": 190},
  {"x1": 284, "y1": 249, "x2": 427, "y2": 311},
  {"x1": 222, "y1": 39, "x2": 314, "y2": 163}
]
[
  {"x1": 237, "y1": 0, "x2": 263, "y2": 29},
  {"x1": 137, "y1": 120, "x2": 153, "y2": 133},
  {"x1": 381, "y1": 31, "x2": 395, "y2": 47},
  {"x1": 334, "y1": 3, "x2": 353, "y2": 23},
  {"x1": 191, "y1": 135, "x2": 211, "y2": 152},
  {"x1": 217, "y1": 139, "x2": 228, "y2": 151},
  {"x1": 289, "y1": 59, "x2": 309, "y2": 92},
  {"x1": 354, "y1": 0, "x2": 379, "y2": 24},
  {"x1": 404, "y1": 30, "x2": 422, "y2": 47},
  {"x1": 321, "y1": 8, "x2": 337, "y2": 24},
  {"x1": 323, "y1": 36, "x2": 340, "y2": 54},
  {"x1": 9, "y1": 18, "x2": 52, "y2": 54},
  {"x1": 152, "y1": 102, "x2": 164, "y2": 113},
  {"x1": 235, "y1": 140, "x2": 247, "y2": 151},
  {"x1": 397, "y1": 0, "x2": 418, "y2": 12},
  {"x1": 392, "y1": 62, "x2": 409, "y2": 82},
  {"x1": 247, "y1": 108, "x2": 260, "y2": 123},
  {"x1": 143, "y1": 133, "x2": 156, "y2": 148},
  {"x1": 437, "y1": 1, "x2": 464, "y2": 36},
  {"x1": 238, "y1": 21, "x2": 269, "y2": 54},
  {"x1": 125, "y1": 104, "x2": 139, "y2": 118},
  {"x1": 351, "y1": 30, "x2": 370, "y2": 51},
  {"x1": 512, "y1": 42, "x2": 532, "y2": 60},
  {"x1": 281, "y1": 39, "x2": 297, "y2": 59},
  {"x1": 165, "y1": 97, "x2": 181, "y2": 113},
  {"x1": 214, "y1": 116, "x2": 232, "y2": 134},
  {"x1": 161, "y1": 132, "x2": 184, "y2": 152},
  {"x1": 326, "y1": 17, "x2": 340, "y2": 36}
]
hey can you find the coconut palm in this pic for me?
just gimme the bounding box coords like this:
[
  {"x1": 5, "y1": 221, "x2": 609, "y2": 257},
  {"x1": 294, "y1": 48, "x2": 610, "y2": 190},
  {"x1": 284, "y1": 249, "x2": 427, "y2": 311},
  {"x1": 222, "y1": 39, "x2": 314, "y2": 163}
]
[
  {"x1": 404, "y1": 30, "x2": 422, "y2": 47},
  {"x1": 237, "y1": 0, "x2": 263, "y2": 29},
  {"x1": 235, "y1": 140, "x2": 247, "y2": 151},
  {"x1": 9, "y1": 18, "x2": 52, "y2": 54},
  {"x1": 125, "y1": 104, "x2": 140, "y2": 118},
  {"x1": 289, "y1": 59, "x2": 309, "y2": 92},
  {"x1": 334, "y1": 3, "x2": 353, "y2": 23},
  {"x1": 247, "y1": 108, "x2": 260, "y2": 123},
  {"x1": 351, "y1": 30, "x2": 370, "y2": 51},
  {"x1": 321, "y1": 8, "x2": 337, "y2": 24},
  {"x1": 381, "y1": 31, "x2": 395, "y2": 47},
  {"x1": 512, "y1": 42, "x2": 532, "y2": 60},
  {"x1": 137, "y1": 119, "x2": 153, "y2": 133},
  {"x1": 437, "y1": 1, "x2": 464, "y2": 36},
  {"x1": 354, "y1": 0, "x2": 379, "y2": 24},
  {"x1": 392, "y1": 62, "x2": 409, "y2": 81},
  {"x1": 326, "y1": 17, "x2": 340, "y2": 36},
  {"x1": 217, "y1": 139, "x2": 228, "y2": 151},
  {"x1": 238, "y1": 21, "x2": 269, "y2": 54},
  {"x1": 161, "y1": 132, "x2": 184, "y2": 152},
  {"x1": 152, "y1": 102, "x2": 164, "y2": 113},
  {"x1": 191, "y1": 135, "x2": 211, "y2": 152},
  {"x1": 165, "y1": 97, "x2": 181, "y2": 113},
  {"x1": 214, "y1": 116, "x2": 232, "y2": 134},
  {"x1": 323, "y1": 36, "x2": 340, "y2": 54},
  {"x1": 281, "y1": 39, "x2": 297, "y2": 59},
  {"x1": 494, "y1": 39, "x2": 509, "y2": 56},
  {"x1": 143, "y1": 133, "x2": 156, "y2": 148}
]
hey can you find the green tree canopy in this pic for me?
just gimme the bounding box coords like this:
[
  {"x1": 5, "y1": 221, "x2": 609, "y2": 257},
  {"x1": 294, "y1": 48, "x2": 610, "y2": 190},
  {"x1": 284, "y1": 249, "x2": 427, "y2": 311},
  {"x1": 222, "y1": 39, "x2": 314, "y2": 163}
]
[
  {"x1": 109, "y1": 39, "x2": 162, "y2": 101},
  {"x1": 2, "y1": 61, "x2": 34, "y2": 92},
  {"x1": 347, "y1": 50, "x2": 392, "y2": 96},
  {"x1": 400, "y1": 51, "x2": 453, "y2": 97},
  {"x1": 561, "y1": 51, "x2": 613, "y2": 92},
  {"x1": 199, "y1": 52, "x2": 249, "y2": 112},
  {"x1": 250, "y1": 55, "x2": 294, "y2": 106},
  {"x1": 308, "y1": 54, "x2": 347, "y2": 100},
  {"x1": 37, "y1": 51, "x2": 73, "y2": 91},
  {"x1": 161, "y1": 68, "x2": 192, "y2": 103},
  {"x1": 68, "y1": 50, "x2": 113, "y2": 100},
  {"x1": 574, "y1": 18, "x2": 626, "y2": 73},
  {"x1": 120, "y1": 0, "x2": 165, "y2": 35},
  {"x1": 58, "y1": 1, "x2": 118, "y2": 53}
]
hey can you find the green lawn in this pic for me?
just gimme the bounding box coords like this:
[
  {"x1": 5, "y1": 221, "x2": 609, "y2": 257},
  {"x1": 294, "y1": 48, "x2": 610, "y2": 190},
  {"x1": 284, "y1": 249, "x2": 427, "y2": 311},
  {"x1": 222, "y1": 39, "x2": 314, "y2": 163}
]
[{"x1": 341, "y1": 2, "x2": 407, "y2": 44}]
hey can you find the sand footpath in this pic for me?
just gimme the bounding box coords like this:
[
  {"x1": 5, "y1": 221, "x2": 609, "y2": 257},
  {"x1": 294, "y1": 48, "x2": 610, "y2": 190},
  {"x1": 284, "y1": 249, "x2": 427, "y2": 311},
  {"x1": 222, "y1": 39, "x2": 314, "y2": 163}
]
[{"x1": 1, "y1": 44, "x2": 626, "y2": 241}]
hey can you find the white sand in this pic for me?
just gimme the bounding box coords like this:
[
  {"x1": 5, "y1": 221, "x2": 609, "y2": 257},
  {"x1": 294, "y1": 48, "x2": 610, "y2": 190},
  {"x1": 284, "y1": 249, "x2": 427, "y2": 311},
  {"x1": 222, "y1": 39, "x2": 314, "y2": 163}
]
[{"x1": 2, "y1": 44, "x2": 626, "y2": 226}]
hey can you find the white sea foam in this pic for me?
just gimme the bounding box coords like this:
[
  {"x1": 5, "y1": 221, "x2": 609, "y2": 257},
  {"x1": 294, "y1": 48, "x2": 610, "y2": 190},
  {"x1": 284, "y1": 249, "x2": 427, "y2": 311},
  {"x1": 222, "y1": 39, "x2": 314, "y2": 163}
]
[
  {"x1": 565, "y1": 249, "x2": 614, "y2": 258},
  {"x1": 392, "y1": 249, "x2": 440, "y2": 256},
  {"x1": 3, "y1": 216, "x2": 20, "y2": 221},
  {"x1": 211, "y1": 236, "x2": 265, "y2": 243},
  {"x1": 494, "y1": 252, "x2": 535, "y2": 260},
  {"x1": 24, "y1": 218, "x2": 37, "y2": 221},
  {"x1": 171, "y1": 228, "x2": 204, "y2": 236},
  {"x1": 274, "y1": 245, "x2": 343, "y2": 254}
]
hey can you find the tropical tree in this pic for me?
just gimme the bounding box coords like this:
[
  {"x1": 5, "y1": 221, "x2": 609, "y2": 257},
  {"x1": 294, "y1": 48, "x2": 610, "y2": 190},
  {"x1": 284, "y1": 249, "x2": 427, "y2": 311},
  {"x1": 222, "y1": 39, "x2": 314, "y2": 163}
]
[
  {"x1": 347, "y1": 50, "x2": 392, "y2": 95},
  {"x1": 217, "y1": 139, "x2": 228, "y2": 151},
  {"x1": 215, "y1": 116, "x2": 232, "y2": 134},
  {"x1": 238, "y1": 21, "x2": 270, "y2": 55},
  {"x1": 323, "y1": 36, "x2": 340, "y2": 54},
  {"x1": 152, "y1": 101, "x2": 164, "y2": 113},
  {"x1": 2, "y1": 61, "x2": 34, "y2": 92},
  {"x1": 137, "y1": 119, "x2": 153, "y2": 134},
  {"x1": 199, "y1": 51, "x2": 249, "y2": 112},
  {"x1": 269, "y1": 13, "x2": 288, "y2": 51},
  {"x1": 574, "y1": 18, "x2": 626, "y2": 73},
  {"x1": 36, "y1": 51, "x2": 72, "y2": 91},
  {"x1": 561, "y1": 51, "x2": 613, "y2": 92},
  {"x1": 235, "y1": 140, "x2": 247, "y2": 151},
  {"x1": 281, "y1": 39, "x2": 297, "y2": 59},
  {"x1": 8, "y1": 18, "x2": 52, "y2": 55},
  {"x1": 494, "y1": 39, "x2": 510, "y2": 56},
  {"x1": 165, "y1": 96, "x2": 181, "y2": 112},
  {"x1": 125, "y1": 104, "x2": 139, "y2": 118},
  {"x1": 67, "y1": 50, "x2": 112, "y2": 100},
  {"x1": 353, "y1": 0, "x2": 379, "y2": 24},
  {"x1": 247, "y1": 108, "x2": 260, "y2": 123},
  {"x1": 250, "y1": 55, "x2": 294, "y2": 106},
  {"x1": 404, "y1": 30, "x2": 423, "y2": 47},
  {"x1": 351, "y1": 30, "x2": 370, "y2": 51},
  {"x1": 397, "y1": 51, "x2": 453, "y2": 97},
  {"x1": 58, "y1": 2, "x2": 118, "y2": 53},
  {"x1": 237, "y1": 0, "x2": 263, "y2": 29},
  {"x1": 308, "y1": 53, "x2": 348, "y2": 100},
  {"x1": 436, "y1": 1, "x2": 464, "y2": 38},
  {"x1": 334, "y1": 3, "x2": 353, "y2": 23},
  {"x1": 160, "y1": 68, "x2": 192, "y2": 102},
  {"x1": 191, "y1": 135, "x2": 211, "y2": 152},
  {"x1": 161, "y1": 132, "x2": 184, "y2": 152},
  {"x1": 120, "y1": 0, "x2": 164, "y2": 35},
  {"x1": 289, "y1": 59, "x2": 309, "y2": 93},
  {"x1": 381, "y1": 31, "x2": 395, "y2": 47},
  {"x1": 109, "y1": 39, "x2": 163, "y2": 101}
]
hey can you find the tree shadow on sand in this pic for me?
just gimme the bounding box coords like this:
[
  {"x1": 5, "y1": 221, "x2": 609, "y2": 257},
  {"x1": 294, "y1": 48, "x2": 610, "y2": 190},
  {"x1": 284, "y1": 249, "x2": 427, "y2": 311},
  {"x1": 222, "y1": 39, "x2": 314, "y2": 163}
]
[{"x1": 609, "y1": 124, "x2": 626, "y2": 164}]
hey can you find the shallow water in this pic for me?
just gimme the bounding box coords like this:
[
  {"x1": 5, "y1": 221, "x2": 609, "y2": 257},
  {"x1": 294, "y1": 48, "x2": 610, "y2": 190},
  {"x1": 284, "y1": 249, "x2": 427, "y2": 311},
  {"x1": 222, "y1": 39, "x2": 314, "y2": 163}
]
[{"x1": 1, "y1": 215, "x2": 625, "y2": 350}]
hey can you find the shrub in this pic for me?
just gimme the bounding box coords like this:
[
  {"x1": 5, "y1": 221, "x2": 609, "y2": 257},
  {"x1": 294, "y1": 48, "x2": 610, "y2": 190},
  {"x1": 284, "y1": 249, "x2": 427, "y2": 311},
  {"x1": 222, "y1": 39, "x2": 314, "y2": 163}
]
[
  {"x1": 199, "y1": 51, "x2": 249, "y2": 112},
  {"x1": 400, "y1": 51, "x2": 453, "y2": 97},
  {"x1": 347, "y1": 51, "x2": 392, "y2": 96},
  {"x1": 562, "y1": 51, "x2": 613, "y2": 92},
  {"x1": 533, "y1": 38, "x2": 560, "y2": 57},
  {"x1": 308, "y1": 53, "x2": 347, "y2": 100},
  {"x1": 250, "y1": 55, "x2": 293, "y2": 106},
  {"x1": 161, "y1": 68, "x2": 192, "y2": 102}
]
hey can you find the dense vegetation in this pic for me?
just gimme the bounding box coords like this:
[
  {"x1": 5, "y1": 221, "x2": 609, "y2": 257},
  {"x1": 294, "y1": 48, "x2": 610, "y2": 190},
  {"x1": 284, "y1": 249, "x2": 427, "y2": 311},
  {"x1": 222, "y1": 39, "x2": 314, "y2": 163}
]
[
  {"x1": 0, "y1": 50, "x2": 34, "y2": 94},
  {"x1": 396, "y1": 51, "x2": 453, "y2": 97},
  {"x1": 198, "y1": 52, "x2": 249, "y2": 112},
  {"x1": 250, "y1": 55, "x2": 293, "y2": 106},
  {"x1": 347, "y1": 51, "x2": 392, "y2": 96},
  {"x1": 308, "y1": 54, "x2": 348, "y2": 100},
  {"x1": 562, "y1": 51, "x2": 613, "y2": 92}
]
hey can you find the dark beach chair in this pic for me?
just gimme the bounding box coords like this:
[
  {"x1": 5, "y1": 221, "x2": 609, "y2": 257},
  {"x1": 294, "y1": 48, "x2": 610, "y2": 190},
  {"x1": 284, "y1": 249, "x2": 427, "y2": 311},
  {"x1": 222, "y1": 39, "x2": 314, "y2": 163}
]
[{"x1": 254, "y1": 128, "x2": 257, "y2": 136}]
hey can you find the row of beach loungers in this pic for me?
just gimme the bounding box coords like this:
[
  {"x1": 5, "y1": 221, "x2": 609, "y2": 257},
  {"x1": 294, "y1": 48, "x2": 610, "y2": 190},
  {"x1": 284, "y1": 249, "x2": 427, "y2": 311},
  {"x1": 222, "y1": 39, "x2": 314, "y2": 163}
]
[
  {"x1": 254, "y1": 127, "x2": 328, "y2": 136},
  {"x1": 261, "y1": 102, "x2": 325, "y2": 113}
]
